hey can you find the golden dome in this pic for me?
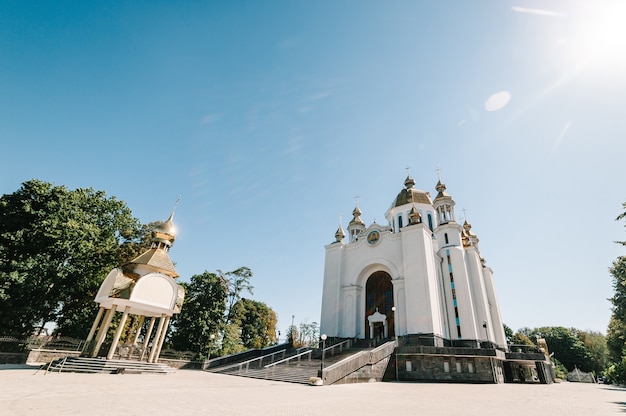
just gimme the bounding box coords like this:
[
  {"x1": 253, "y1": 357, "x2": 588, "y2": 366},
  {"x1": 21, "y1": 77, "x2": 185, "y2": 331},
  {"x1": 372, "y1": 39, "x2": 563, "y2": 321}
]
[
  {"x1": 152, "y1": 212, "x2": 177, "y2": 246},
  {"x1": 349, "y1": 205, "x2": 364, "y2": 226},
  {"x1": 433, "y1": 180, "x2": 450, "y2": 201},
  {"x1": 334, "y1": 226, "x2": 345, "y2": 243},
  {"x1": 393, "y1": 176, "x2": 432, "y2": 207}
]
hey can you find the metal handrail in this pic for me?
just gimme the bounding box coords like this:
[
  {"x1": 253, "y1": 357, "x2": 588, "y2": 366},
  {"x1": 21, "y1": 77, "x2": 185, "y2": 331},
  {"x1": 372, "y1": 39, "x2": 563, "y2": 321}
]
[
  {"x1": 58, "y1": 356, "x2": 68, "y2": 373},
  {"x1": 264, "y1": 349, "x2": 312, "y2": 368},
  {"x1": 213, "y1": 349, "x2": 288, "y2": 373},
  {"x1": 322, "y1": 339, "x2": 352, "y2": 356}
]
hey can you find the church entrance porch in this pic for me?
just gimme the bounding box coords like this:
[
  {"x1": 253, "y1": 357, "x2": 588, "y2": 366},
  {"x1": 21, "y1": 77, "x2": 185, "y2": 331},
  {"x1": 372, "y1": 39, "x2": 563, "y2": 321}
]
[
  {"x1": 367, "y1": 311, "x2": 388, "y2": 339},
  {"x1": 364, "y1": 271, "x2": 394, "y2": 339}
]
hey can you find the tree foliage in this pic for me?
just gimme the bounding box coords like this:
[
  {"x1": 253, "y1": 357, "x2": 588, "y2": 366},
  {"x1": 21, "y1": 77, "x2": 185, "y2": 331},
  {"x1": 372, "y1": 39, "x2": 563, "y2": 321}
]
[
  {"x1": 0, "y1": 180, "x2": 145, "y2": 338},
  {"x1": 605, "y1": 202, "x2": 626, "y2": 383},
  {"x1": 503, "y1": 323, "x2": 513, "y2": 343},
  {"x1": 528, "y1": 327, "x2": 594, "y2": 372},
  {"x1": 295, "y1": 320, "x2": 319, "y2": 348},
  {"x1": 223, "y1": 267, "x2": 254, "y2": 323},
  {"x1": 169, "y1": 267, "x2": 276, "y2": 358},
  {"x1": 231, "y1": 298, "x2": 277, "y2": 349},
  {"x1": 510, "y1": 331, "x2": 535, "y2": 346},
  {"x1": 168, "y1": 271, "x2": 227, "y2": 355},
  {"x1": 579, "y1": 330, "x2": 610, "y2": 374},
  {"x1": 286, "y1": 324, "x2": 298, "y2": 345},
  {"x1": 516, "y1": 326, "x2": 606, "y2": 374}
]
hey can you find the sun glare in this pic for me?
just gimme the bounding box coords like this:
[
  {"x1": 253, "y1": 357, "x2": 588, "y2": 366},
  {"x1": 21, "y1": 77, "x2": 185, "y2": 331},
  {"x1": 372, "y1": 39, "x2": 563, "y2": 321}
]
[{"x1": 568, "y1": 1, "x2": 626, "y2": 72}]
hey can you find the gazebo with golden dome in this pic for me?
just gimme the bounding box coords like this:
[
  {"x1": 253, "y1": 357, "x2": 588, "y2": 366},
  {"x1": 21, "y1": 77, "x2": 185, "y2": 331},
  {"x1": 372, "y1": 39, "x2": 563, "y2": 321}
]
[{"x1": 82, "y1": 213, "x2": 184, "y2": 362}]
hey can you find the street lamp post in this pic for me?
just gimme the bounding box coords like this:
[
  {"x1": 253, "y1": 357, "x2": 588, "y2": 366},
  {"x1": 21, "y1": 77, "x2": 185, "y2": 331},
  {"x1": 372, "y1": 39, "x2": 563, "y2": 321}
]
[
  {"x1": 208, "y1": 334, "x2": 215, "y2": 359},
  {"x1": 319, "y1": 334, "x2": 327, "y2": 378},
  {"x1": 482, "y1": 321, "x2": 489, "y2": 346},
  {"x1": 482, "y1": 321, "x2": 496, "y2": 382}
]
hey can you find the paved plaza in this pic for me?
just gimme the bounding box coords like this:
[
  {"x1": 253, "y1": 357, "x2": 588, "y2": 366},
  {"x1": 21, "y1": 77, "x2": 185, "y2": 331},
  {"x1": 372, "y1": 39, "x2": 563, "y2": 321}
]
[{"x1": 1, "y1": 365, "x2": 624, "y2": 416}]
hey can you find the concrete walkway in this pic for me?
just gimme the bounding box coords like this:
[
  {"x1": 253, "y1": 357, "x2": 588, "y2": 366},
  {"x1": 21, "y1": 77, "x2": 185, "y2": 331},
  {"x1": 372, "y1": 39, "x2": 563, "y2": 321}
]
[{"x1": 1, "y1": 366, "x2": 624, "y2": 415}]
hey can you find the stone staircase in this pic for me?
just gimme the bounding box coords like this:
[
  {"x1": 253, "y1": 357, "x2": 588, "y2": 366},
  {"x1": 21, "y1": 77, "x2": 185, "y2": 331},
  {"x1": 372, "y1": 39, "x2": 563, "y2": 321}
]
[
  {"x1": 206, "y1": 340, "x2": 391, "y2": 385},
  {"x1": 44, "y1": 356, "x2": 176, "y2": 375},
  {"x1": 208, "y1": 351, "x2": 355, "y2": 384}
]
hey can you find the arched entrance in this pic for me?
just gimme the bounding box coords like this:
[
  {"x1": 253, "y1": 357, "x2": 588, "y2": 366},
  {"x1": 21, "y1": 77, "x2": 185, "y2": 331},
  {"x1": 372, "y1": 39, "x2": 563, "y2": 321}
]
[{"x1": 365, "y1": 271, "x2": 394, "y2": 339}]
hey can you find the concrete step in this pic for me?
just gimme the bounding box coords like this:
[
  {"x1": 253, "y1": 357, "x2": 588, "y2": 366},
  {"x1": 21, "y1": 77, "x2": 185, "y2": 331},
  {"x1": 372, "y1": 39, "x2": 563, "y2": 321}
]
[
  {"x1": 46, "y1": 357, "x2": 175, "y2": 374},
  {"x1": 207, "y1": 348, "x2": 373, "y2": 385}
]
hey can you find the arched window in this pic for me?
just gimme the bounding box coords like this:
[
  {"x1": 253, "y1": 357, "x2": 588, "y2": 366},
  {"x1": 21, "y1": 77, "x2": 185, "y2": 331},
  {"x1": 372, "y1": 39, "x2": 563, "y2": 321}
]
[
  {"x1": 398, "y1": 215, "x2": 403, "y2": 229},
  {"x1": 427, "y1": 213, "x2": 433, "y2": 231},
  {"x1": 444, "y1": 233, "x2": 449, "y2": 244}
]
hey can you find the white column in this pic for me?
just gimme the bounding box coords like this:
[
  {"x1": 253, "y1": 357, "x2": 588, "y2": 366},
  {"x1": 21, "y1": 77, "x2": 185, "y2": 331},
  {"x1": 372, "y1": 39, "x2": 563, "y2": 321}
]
[
  {"x1": 132, "y1": 316, "x2": 145, "y2": 345},
  {"x1": 148, "y1": 315, "x2": 167, "y2": 363},
  {"x1": 92, "y1": 305, "x2": 117, "y2": 357},
  {"x1": 153, "y1": 316, "x2": 171, "y2": 363},
  {"x1": 383, "y1": 320, "x2": 388, "y2": 338},
  {"x1": 84, "y1": 307, "x2": 105, "y2": 345},
  {"x1": 107, "y1": 306, "x2": 131, "y2": 360},
  {"x1": 139, "y1": 317, "x2": 156, "y2": 362},
  {"x1": 369, "y1": 322, "x2": 374, "y2": 339}
]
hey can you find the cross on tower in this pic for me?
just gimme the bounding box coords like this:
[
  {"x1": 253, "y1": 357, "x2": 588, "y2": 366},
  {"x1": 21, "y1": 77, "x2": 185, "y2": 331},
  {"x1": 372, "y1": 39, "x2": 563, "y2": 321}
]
[
  {"x1": 405, "y1": 166, "x2": 411, "y2": 176},
  {"x1": 172, "y1": 195, "x2": 181, "y2": 212},
  {"x1": 461, "y1": 207, "x2": 468, "y2": 222},
  {"x1": 435, "y1": 166, "x2": 441, "y2": 180}
]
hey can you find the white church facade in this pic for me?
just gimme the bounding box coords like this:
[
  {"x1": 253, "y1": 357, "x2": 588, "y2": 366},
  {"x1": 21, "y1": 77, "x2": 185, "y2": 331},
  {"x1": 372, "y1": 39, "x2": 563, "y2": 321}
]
[
  {"x1": 321, "y1": 175, "x2": 506, "y2": 347},
  {"x1": 320, "y1": 175, "x2": 553, "y2": 383}
]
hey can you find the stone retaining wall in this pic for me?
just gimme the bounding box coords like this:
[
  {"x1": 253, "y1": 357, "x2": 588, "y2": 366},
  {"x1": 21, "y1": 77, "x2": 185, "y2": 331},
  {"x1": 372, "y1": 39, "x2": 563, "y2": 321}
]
[{"x1": 26, "y1": 349, "x2": 81, "y2": 365}]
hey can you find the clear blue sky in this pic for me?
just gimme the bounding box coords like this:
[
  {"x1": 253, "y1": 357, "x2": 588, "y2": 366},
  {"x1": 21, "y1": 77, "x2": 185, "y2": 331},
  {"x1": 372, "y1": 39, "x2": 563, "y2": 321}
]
[{"x1": 2, "y1": 0, "x2": 625, "y2": 335}]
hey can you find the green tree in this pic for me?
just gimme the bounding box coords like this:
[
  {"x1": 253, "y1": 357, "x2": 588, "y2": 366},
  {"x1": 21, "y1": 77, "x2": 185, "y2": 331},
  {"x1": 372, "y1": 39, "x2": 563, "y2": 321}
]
[
  {"x1": 231, "y1": 298, "x2": 277, "y2": 349},
  {"x1": 578, "y1": 330, "x2": 609, "y2": 374},
  {"x1": 220, "y1": 323, "x2": 245, "y2": 356},
  {"x1": 297, "y1": 320, "x2": 320, "y2": 347},
  {"x1": 528, "y1": 327, "x2": 593, "y2": 372},
  {"x1": 510, "y1": 331, "x2": 535, "y2": 346},
  {"x1": 286, "y1": 324, "x2": 298, "y2": 346},
  {"x1": 168, "y1": 267, "x2": 260, "y2": 358},
  {"x1": 606, "y1": 316, "x2": 626, "y2": 363},
  {"x1": 0, "y1": 180, "x2": 144, "y2": 338},
  {"x1": 169, "y1": 271, "x2": 227, "y2": 355},
  {"x1": 605, "y1": 203, "x2": 626, "y2": 383},
  {"x1": 503, "y1": 324, "x2": 514, "y2": 343},
  {"x1": 223, "y1": 267, "x2": 254, "y2": 323}
]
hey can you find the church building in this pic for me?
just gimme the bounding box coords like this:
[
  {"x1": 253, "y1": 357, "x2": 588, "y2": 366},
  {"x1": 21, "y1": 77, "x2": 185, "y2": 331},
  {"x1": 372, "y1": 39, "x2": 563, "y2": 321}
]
[{"x1": 320, "y1": 175, "x2": 550, "y2": 383}]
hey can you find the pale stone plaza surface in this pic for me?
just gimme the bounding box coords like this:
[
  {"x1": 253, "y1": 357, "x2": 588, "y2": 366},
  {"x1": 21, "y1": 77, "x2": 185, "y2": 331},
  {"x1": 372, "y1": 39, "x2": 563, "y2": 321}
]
[{"x1": 1, "y1": 366, "x2": 624, "y2": 416}]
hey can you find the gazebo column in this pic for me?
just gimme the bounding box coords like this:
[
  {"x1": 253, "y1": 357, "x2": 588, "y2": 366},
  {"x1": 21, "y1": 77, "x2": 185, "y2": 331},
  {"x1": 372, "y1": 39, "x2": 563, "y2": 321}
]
[
  {"x1": 91, "y1": 305, "x2": 117, "y2": 357},
  {"x1": 152, "y1": 316, "x2": 171, "y2": 363},
  {"x1": 132, "y1": 316, "x2": 145, "y2": 345},
  {"x1": 148, "y1": 314, "x2": 167, "y2": 363},
  {"x1": 83, "y1": 307, "x2": 105, "y2": 348},
  {"x1": 140, "y1": 317, "x2": 156, "y2": 362},
  {"x1": 107, "y1": 306, "x2": 131, "y2": 360}
]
